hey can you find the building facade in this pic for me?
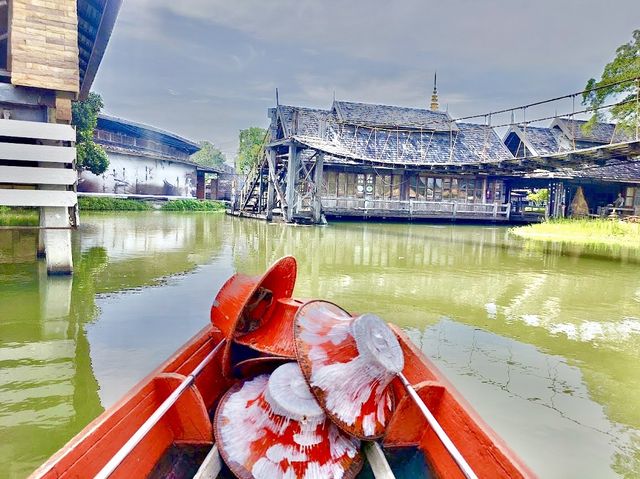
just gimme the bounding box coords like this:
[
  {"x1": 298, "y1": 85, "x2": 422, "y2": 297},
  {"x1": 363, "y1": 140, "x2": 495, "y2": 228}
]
[
  {"x1": 504, "y1": 119, "x2": 640, "y2": 216},
  {"x1": 0, "y1": 0, "x2": 122, "y2": 273},
  {"x1": 235, "y1": 100, "x2": 515, "y2": 223},
  {"x1": 79, "y1": 114, "x2": 215, "y2": 198}
]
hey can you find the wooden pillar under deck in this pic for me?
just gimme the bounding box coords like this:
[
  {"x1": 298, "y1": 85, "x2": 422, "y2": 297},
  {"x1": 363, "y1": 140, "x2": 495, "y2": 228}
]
[
  {"x1": 313, "y1": 153, "x2": 324, "y2": 224},
  {"x1": 266, "y1": 148, "x2": 276, "y2": 221},
  {"x1": 285, "y1": 143, "x2": 298, "y2": 222}
]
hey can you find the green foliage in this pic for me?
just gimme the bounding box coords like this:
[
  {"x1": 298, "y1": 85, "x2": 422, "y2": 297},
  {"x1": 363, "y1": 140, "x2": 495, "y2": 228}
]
[
  {"x1": 160, "y1": 199, "x2": 225, "y2": 211},
  {"x1": 237, "y1": 127, "x2": 267, "y2": 173},
  {"x1": 582, "y1": 29, "x2": 640, "y2": 132},
  {"x1": 0, "y1": 206, "x2": 38, "y2": 226},
  {"x1": 526, "y1": 188, "x2": 549, "y2": 205},
  {"x1": 191, "y1": 141, "x2": 226, "y2": 168},
  {"x1": 78, "y1": 196, "x2": 152, "y2": 211},
  {"x1": 72, "y1": 92, "x2": 110, "y2": 175}
]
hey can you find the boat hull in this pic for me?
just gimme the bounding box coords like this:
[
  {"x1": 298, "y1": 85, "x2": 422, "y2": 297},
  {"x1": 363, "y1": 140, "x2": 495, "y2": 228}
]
[{"x1": 29, "y1": 324, "x2": 535, "y2": 478}]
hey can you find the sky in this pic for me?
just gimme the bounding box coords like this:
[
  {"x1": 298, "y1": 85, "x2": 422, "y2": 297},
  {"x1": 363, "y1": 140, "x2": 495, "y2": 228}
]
[{"x1": 92, "y1": 0, "x2": 640, "y2": 164}]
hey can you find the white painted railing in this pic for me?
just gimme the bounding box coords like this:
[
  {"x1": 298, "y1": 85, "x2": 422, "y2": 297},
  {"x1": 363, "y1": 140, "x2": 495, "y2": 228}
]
[
  {"x1": 322, "y1": 196, "x2": 510, "y2": 219},
  {"x1": 0, "y1": 118, "x2": 77, "y2": 210}
]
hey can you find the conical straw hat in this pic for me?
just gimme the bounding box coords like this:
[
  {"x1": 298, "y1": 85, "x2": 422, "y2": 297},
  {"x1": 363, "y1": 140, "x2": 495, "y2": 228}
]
[
  {"x1": 210, "y1": 257, "x2": 297, "y2": 375},
  {"x1": 234, "y1": 297, "x2": 304, "y2": 358},
  {"x1": 294, "y1": 300, "x2": 404, "y2": 439},
  {"x1": 214, "y1": 362, "x2": 363, "y2": 479}
]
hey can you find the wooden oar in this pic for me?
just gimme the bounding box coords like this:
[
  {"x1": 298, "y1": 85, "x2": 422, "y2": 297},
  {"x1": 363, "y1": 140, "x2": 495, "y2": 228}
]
[
  {"x1": 94, "y1": 339, "x2": 225, "y2": 479},
  {"x1": 398, "y1": 372, "x2": 479, "y2": 479}
]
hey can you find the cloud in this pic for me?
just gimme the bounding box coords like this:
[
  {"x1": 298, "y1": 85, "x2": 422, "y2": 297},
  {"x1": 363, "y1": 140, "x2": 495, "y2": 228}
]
[{"x1": 93, "y1": 0, "x2": 640, "y2": 160}]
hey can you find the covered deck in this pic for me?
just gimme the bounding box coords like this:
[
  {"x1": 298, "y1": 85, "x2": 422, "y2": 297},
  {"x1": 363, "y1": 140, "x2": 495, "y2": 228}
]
[{"x1": 322, "y1": 197, "x2": 511, "y2": 221}]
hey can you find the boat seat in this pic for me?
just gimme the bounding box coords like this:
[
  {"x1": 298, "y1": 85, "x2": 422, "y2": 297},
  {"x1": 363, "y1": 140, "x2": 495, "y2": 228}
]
[{"x1": 193, "y1": 444, "x2": 221, "y2": 478}]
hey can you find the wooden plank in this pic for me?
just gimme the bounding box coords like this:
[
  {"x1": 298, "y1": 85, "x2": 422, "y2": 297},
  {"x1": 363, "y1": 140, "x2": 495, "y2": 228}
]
[
  {"x1": 0, "y1": 189, "x2": 77, "y2": 207},
  {"x1": 364, "y1": 442, "x2": 395, "y2": 479},
  {"x1": 193, "y1": 445, "x2": 221, "y2": 479},
  {"x1": 0, "y1": 166, "x2": 77, "y2": 185},
  {"x1": 0, "y1": 143, "x2": 74, "y2": 163},
  {"x1": 0, "y1": 119, "x2": 75, "y2": 142}
]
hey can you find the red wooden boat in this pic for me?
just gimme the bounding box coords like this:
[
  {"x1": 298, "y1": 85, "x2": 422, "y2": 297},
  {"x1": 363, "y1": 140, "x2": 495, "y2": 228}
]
[{"x1": 30, "y1": 258, "x2": 535, "y2": 479}]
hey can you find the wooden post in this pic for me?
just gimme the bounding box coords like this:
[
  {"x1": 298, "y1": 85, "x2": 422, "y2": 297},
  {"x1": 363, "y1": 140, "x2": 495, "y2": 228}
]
[
  {"x1": 312, "y1": 152, "x2": 324, "y2": 224},
  {"x1": 266, "y1": 148, "x2": 276, "y2": 221},
  {"x1": 257, "y1": 163, "x2": 266, "y2": 213},
  {"x1": 196, "y1": 170, "x2": 205, "y2": 199},
  {"x1": 285, "y1": 143, "x2": 297, "y2": 222}
]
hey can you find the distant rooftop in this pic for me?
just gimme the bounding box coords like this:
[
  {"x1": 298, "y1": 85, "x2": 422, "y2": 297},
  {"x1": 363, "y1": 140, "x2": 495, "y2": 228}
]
[{"x1": 97, "y1": 114, "x2": 200, "y2": 155}]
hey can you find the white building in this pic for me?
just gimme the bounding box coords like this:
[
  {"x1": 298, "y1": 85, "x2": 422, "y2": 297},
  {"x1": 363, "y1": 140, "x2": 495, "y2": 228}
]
[{"x1": 79, "y1": 114, "x2": 216, "y2": 198}]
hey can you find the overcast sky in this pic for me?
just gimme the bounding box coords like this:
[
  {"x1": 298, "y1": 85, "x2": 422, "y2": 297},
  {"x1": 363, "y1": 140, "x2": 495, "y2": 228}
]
[{"x1": 92, "y1": 0, "x2": 640, "y2": 163}]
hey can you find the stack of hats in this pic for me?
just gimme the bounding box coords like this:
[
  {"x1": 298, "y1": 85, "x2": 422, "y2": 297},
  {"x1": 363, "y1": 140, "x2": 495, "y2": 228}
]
[{"x1": 210, "y1": 257, "x2": 405, "y2": 479}]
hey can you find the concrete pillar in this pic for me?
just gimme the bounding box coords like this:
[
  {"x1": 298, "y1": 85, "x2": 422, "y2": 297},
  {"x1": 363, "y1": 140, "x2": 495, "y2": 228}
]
[
  {"x1": 37, "y1": 209, "x2": 46, "y2": 258},
  {"x1": 40, "y1": 206, "x2": 73, "y2": 275}
]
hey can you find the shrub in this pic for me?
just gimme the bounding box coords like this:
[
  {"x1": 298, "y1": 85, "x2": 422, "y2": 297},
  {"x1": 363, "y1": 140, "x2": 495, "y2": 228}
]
[
  {"x1": 78, "y1": 197, "x2": 152, "y2": 211},
  {"x1": 160, "y1": 199, "x2": 225, "y2": 211}
]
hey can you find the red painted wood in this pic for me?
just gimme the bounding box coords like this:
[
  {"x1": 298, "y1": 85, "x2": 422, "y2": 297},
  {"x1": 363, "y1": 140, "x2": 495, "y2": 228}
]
[
  {"x1": 29, "y1": 326, "x2": 227, "y2": 479},
  {"x1": 389, "y1": 325, "x2": 536, "y2": 479},
  {"x1": 30, "y1": 321, "x2": 536, "y2": 479},
  {"x1": 154, "y1": 373, "x2": 213, "y2": 444},
  {"x1": 384, "y1": 380, "x2": 445, "y2": 447}
]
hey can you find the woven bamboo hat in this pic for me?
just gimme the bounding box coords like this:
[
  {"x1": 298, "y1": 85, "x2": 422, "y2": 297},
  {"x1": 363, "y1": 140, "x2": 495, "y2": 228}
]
[
  {"x1": 210, "y1": 257, "x2": 297, "y2": 374},
  {"x1": 294, "y1": 300, "x2": 404, "y2": 439},
  {"x1": 214, "y1": 362, "x2": 363, "y2": 479}
]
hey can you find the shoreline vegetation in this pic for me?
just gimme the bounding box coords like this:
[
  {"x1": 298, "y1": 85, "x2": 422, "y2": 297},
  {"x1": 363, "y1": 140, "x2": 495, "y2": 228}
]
[
  {"x1": 0, "y1": 206, "x2": 38, "y2": 226},
  {"x1": 0, "y1": 199, "x2": 226, "y2": 225},
  {"x1": 78, "y1": 197, "x2": 225, "y2": 212},
  {"x1": 509, "y1": 218, "x2": 640, "y2": 249}
]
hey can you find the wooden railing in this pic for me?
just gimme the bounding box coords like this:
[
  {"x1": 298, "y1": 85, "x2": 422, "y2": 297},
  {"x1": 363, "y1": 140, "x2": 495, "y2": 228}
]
[{"x1": 322, "y1": 196, "x2": 511, "y2": 220}]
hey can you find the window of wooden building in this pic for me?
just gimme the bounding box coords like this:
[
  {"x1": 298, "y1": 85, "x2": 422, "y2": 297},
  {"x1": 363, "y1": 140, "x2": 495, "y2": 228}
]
[{"x1": 624, "y1": 186, "x2": 640, "y2": 208}]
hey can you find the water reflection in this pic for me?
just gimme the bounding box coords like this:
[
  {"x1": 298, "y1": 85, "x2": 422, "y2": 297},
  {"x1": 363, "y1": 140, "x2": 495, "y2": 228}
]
[
  {"x1": 1, "y1": 215, "x2": 639, "y2": 478},
  {"x1": 406, "y1": 320, "x2": 640, "y2": 479},
  {"x1": 228, "y1": 218, "x2": 640, "y2": 478},
  {"x1": 0, "y1": 213, "x2": 226, "y2": 477}
]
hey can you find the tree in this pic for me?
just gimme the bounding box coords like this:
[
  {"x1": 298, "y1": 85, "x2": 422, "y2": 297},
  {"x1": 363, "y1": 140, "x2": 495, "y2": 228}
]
[
  {"x1": 526, "y1": 188, "x2": 549, "y2": 205},
  {"x1": 582, "y1": 29, "x2": 640, "y2": 132},
  {"x1": 191, "y1": 141, "x2": 226, "y2": 168},
  {"x1": 236, "y1": 127, "x2": 267, "y2": 173},
  {"x1": 72, "y1": 92, "x2": 109, "y2": 175}
]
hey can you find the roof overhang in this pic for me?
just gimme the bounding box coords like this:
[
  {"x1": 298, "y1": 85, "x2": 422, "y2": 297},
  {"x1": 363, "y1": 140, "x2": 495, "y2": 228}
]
[
  {"x1": 78, "y1": 0, "x2": 123, "y2": 99},
  {"x1": 97, "y1": 114, "x2": 200, "y2": 154}
]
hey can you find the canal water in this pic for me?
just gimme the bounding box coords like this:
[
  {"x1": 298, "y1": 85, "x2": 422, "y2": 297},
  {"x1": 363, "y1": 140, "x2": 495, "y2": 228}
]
[{"x1": 1, "y1": 212, "x2": 639, "y2": 478}]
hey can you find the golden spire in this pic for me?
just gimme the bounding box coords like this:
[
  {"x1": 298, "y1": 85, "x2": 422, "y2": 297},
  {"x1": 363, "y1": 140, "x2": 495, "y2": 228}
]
[{"x1": 430, "y1": 72, "x2": 439, "y2": 111}]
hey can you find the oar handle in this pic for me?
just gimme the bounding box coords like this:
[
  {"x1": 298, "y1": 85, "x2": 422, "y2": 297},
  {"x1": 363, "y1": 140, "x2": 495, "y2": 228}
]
[
  {"x1": 398, "y1": 372, "x2": 479, "y2": 479},
  {"x1": 95, "y1": 339, "x2": 225, "y2": 479}
]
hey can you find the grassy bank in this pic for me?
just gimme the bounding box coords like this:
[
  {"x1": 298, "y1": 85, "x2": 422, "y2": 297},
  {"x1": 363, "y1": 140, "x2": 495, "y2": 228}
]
[
  {"x1": 160, "y1": 199, "x2": 225, "y2": 211},
  {"x1": 78, "y1": 196, "x2": 225, "y2": 212},
  {"x1": 78, "y1": 196, "x2": 153, "y2": 211},
  {"x1": 0, "y1": 206, "x2": 39, "y2": 226},
  {"x1": 509, "y1": 218, "x2": 640, "y2": 249}
]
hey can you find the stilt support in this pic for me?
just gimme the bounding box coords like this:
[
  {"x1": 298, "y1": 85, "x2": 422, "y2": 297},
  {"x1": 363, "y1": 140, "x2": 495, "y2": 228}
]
[{"x1": 39, "y1": 206, "x2": 73, "y2": 275}]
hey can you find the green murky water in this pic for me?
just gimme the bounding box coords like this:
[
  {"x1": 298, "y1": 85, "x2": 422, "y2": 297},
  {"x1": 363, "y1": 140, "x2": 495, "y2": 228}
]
[{"x1": 1, "y1": 213, "x2": 639, "y2": 478}]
